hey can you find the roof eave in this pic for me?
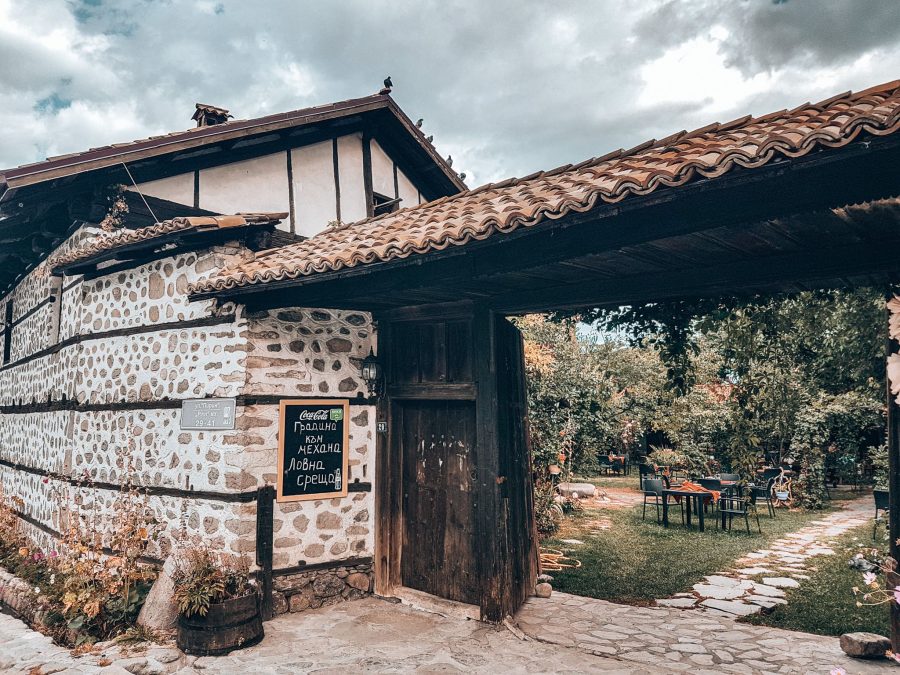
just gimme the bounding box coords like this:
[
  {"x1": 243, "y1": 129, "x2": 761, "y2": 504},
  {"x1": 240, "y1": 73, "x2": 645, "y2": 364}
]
[{"x1": 1, "y1": 95, "x2": 393, "y2": 190}]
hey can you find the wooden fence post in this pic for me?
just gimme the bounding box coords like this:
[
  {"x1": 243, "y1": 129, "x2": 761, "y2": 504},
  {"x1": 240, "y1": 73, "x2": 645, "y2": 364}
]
[
  {"x1": 886, "y1": 296, "x2": 900, "y2": 652},
  {"x1": 256, "y1": 485, "x2": 275, "y2": 621}
]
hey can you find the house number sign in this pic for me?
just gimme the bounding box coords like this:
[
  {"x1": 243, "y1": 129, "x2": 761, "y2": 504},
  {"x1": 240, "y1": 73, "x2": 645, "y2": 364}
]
[
  {"x1": 277, "y1": 399, "x2": 350, "y2": 502},
  {"x1": 180, "y1": 398, "x2": 236, "y2": 430}
]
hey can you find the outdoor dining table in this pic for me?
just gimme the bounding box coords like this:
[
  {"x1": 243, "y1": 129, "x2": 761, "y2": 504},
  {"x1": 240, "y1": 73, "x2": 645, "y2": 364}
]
[{"x1": 661, "y1": 488, "x2": 714, "y2": 532}]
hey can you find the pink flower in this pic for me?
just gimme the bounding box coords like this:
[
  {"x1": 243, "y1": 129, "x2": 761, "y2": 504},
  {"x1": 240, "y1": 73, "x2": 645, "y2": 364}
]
[
  {"x1": 49, "y1": 550, "x2": 58, "y2": 558},
  {"x1": 863, "y1": 571, "x2": 877, "y2": 586},
  {"x1": 892, "y1": 586, "x2": 900, "y2": 605}
]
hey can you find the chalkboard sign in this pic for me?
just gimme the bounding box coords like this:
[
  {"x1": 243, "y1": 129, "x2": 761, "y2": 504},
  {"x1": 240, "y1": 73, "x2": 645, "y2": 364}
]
[{"x1": 277, "y1": 399, "x2": 350, "y2": 502}]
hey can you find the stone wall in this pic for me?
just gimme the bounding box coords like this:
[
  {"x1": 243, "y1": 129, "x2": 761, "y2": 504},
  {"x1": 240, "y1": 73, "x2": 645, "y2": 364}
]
[
  {"x1": 272, "y1": 560, "x2": 373, "y2": 615},
  {"x1": 235, "y1": 308, "x2": 376, "y2": 570},
  {"x1": 0, "y1": 233, "x2": 253, "y2": 556},
  {"x1": 0, "y1": 229, "x2": 381, "y2": 613}
]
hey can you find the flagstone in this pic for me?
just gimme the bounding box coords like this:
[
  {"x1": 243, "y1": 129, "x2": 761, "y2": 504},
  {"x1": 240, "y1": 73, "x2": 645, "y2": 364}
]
[
  {"x1": 656, "y1": 598, "x2": 698, "y2": 608},
  {"x1": 693, "y1": 583, "x2": 745, "y2": 600},
  {"x1": 761, "y1": 577, "x2": 800, "y2": 589},
  {"x1": 699, "y1": 599, "x2": 761, "y2": 616}
]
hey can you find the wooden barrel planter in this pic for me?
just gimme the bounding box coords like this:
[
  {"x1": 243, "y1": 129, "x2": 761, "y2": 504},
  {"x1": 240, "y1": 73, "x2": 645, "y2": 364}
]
[{"x1": 176, "y1": 593, "x2": 264, "y2": 656}]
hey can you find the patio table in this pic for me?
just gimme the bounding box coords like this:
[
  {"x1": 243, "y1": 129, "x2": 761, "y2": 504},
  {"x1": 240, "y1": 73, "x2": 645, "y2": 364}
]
[{"x1": 661, "y1": 488, "x2": 712, "y2": 531}]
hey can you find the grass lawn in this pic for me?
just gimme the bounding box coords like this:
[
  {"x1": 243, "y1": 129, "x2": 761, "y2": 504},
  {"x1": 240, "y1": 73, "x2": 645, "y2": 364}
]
[
  {"x1": 743, "y1": 522, "x2": 890, "y2": 637},
  {"x1": 543, "y1": 498, "x2": 855, "y2": 605},
  {"x1": 572, "y1": 473, "x2": 641, "y2": 491}
]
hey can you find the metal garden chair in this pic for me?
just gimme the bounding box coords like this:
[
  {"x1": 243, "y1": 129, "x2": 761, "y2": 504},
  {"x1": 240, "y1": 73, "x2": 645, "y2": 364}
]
[
  {"x1": 718, "y1": 495, "x2": 761, "y2": 534},
  {"x1": 749, "y1": 478, "x2": 776, "y2": 518},
  {"x1": 643, "y1": 478, "x2": 683, "y2": 524}
]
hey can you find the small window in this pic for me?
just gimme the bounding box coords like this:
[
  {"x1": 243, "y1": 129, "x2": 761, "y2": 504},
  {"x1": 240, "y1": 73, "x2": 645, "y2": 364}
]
[
  {"x1": 372, "y1": 192, "x2": 401, "y2": 217},
  {"x1": 2, "y1": 298, "x2": 13, "y2": 365},
  {"x1": 48, "y1": 277, "x2": 63, "y2": 346}
]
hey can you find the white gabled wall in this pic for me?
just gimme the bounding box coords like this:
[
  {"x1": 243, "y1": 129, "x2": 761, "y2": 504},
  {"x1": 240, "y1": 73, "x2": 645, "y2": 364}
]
[
  {"x1": 337, "y1": 134, "x2": 367, "y2": 225},
  {"x1": 130, "y1": 132, "x2": 436, "y2": 239},
  {"x1": 130, "y1": 174, "x2": 194, "y2": 206},
  {"x1": 292, "y1": 140, "x2": 338, "y2": 237},
  {"x1": 199, "y1": 153, "x2": 291, "y2": 220},
  {"x1": 370, "y1": 139, "x2": 395, "y2": 199}
]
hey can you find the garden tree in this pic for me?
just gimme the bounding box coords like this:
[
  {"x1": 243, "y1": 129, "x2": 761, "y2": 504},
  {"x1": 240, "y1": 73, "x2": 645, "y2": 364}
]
[
  {"x1": 517, "y1": 316, "x2": 669, "y2": 476},
  {"x1": 579, "y1": 287, "x2": 886, "y2": 505}
]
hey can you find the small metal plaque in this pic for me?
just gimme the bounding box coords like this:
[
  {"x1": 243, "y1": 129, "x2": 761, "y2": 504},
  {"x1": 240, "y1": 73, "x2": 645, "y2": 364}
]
[
  {"x1": 377, "y1": 421, "x2": 387, "y2": 433},
  {"x1": 180, "y1": 398, "x2": 236, "y2": 430}
]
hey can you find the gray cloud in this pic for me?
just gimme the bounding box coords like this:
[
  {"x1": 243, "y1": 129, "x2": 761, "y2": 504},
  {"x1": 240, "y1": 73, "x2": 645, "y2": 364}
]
[{"x1": 2, "y1": 0, "x2": 899, "y2": 185}]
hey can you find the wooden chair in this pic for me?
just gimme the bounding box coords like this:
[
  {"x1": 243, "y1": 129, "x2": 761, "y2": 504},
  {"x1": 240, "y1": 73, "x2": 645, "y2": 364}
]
[
  {"x1": 719, "y1": 473, "x2": 740, "y2": 482},
  {"x1": 718, "y1": 495, "x2": 761, "y2": 534}
]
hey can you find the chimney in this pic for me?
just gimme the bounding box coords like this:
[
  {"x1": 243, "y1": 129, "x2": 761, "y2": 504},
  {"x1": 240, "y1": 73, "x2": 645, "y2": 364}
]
[{"x1": 192, "y1": 103, "x2": 232, "y2": 128}]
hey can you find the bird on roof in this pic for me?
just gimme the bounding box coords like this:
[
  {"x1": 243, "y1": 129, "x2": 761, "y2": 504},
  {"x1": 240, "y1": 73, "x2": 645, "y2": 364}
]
[
  {"x1": 416, "y1": 118, "x2": 423, "y2": 128},
  {"x1": 459, "y1": 172, "x2": 467, "y2": 181},
  {"x1": 425, "y1": 135, "x2": 433, "y2": 143},
  {"x1": 447, "y1": 155, "x2": 453, "y2": 167},
  {"x1": 378, "y1": 76, "x2": 393, "y2": 95}
]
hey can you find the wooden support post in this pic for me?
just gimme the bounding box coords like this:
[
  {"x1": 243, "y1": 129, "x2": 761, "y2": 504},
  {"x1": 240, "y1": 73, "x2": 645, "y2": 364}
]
[
  {"x1": 473, "y1": 304, "x2": 503, "y2": 621},
  {"x1": 255, "y1": 485, "x2": 275, "y2": 621},
  {"x1": 887, "y1": 302, "x2": 900, "y2": 651}
]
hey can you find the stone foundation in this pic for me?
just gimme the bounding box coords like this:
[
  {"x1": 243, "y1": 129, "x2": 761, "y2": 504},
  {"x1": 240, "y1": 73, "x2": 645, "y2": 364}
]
[
  {"x1": 0, "y1": 566, "x2": 53, "y2": 628},
  {"x1": 272, "y1": 561, "x2": 373, "y2": 615}
]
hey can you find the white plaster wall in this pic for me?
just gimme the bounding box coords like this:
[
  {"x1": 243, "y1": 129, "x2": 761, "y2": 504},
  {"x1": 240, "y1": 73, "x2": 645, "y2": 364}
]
[
  {"x1": 370, "y1": 140, "x2": 396, "y2": 199},
  {"x1": 337, "y1": 134, "x2": 367, "y2": 224},
  {"x1": 291, "y1": 140, "x2": 338, "y2": 237},
  {"x1": 397, "y1": 167, "x2": 421, "y2": 208},
  {"x1": 133, "y1": 174, "x2": 195, "y2": 206},
  {"x1": 199, "y1": 153, "x2": 291, "y2": 227}
]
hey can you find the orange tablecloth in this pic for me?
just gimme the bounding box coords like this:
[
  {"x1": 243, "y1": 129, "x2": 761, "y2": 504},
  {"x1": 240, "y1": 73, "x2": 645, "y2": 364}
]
[{"x1": 676, "y1": 481, "x2": 720, "y2": 503}]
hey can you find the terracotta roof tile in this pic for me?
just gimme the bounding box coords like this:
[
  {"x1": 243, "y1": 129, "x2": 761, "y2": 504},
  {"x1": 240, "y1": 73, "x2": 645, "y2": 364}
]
[
  {"x1": 191, "y1": 80, "x2": 900, "y2": 296},
  {"x1": 50, "y1": 213, "x2": 286, "y2": 273}
]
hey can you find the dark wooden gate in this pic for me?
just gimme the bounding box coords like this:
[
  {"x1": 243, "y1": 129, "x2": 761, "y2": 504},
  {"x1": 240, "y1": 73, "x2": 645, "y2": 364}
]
[
  {"x1": 494, "y1": 315, "x2": 540, "y2": 615},
  {"x1": 375, "y1": 303, "x2": 538, "y2": 620},
  {"x1": 399, "y1": 400, "x2": 478, "y2": 604}
]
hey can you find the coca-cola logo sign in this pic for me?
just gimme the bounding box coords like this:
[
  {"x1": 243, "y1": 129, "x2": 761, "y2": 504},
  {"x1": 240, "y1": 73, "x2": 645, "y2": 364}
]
[{"x1": 277, "y1": 399, "x2": 350, "y2": 503}]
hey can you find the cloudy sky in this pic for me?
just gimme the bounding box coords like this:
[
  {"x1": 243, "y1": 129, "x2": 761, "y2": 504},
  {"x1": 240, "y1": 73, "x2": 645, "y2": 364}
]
[{"x1": 1, "y1": 0, "x2": 899, "y2": 185}]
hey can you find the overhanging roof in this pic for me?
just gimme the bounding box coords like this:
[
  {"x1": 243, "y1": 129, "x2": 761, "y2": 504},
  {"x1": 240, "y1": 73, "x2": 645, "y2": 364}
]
[
  {"x1": 190, "y1": 79, "x2": 900, "y2": 307},
  {"x1": 0, "y1": 91, "x2": 464, "y2": 298},
  {"x1": 49, "y1": 213, "x2": 288, "y2": 276},
  {"x1": 0, "y1": 93, "x2": 464, "y2": 196}
]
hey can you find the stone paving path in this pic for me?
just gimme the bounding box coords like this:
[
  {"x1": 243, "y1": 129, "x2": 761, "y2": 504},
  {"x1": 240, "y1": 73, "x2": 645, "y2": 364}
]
[
  {"x1": 516, "y1": 591, "x2": 893, "y2": 673},
  {"x1": 0, "y1": 598, "x2": 639, "y2": 674},
  {"x1": 2, "y1": 591, "x2": 894, "y2": 674},
  {"x1": 655, "y1": 497, "x2": 872, "y2": 617}
]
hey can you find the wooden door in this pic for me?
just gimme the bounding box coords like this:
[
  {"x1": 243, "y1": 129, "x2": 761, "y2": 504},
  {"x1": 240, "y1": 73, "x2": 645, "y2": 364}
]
[{"x1": 399, "y1": 399, "x2": 479, "y2": 605}]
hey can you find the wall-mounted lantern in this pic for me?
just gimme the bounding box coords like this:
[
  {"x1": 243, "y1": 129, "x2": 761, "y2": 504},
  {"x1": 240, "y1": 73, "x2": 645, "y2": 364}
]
[{"x1": 360, "y1": 348, "x2": 383, "y2": 397}]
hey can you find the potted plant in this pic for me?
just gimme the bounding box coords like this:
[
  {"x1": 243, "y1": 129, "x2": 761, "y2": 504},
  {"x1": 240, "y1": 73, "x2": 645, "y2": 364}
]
[{"x1": 172, "y1": 548, "x2": 263, "y2": 656}]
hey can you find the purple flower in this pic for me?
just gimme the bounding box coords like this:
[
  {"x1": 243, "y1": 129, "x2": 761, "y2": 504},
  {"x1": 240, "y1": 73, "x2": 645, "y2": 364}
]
[{"x1": 863, "y1": 571, "x2": 877, "y2": 586}]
